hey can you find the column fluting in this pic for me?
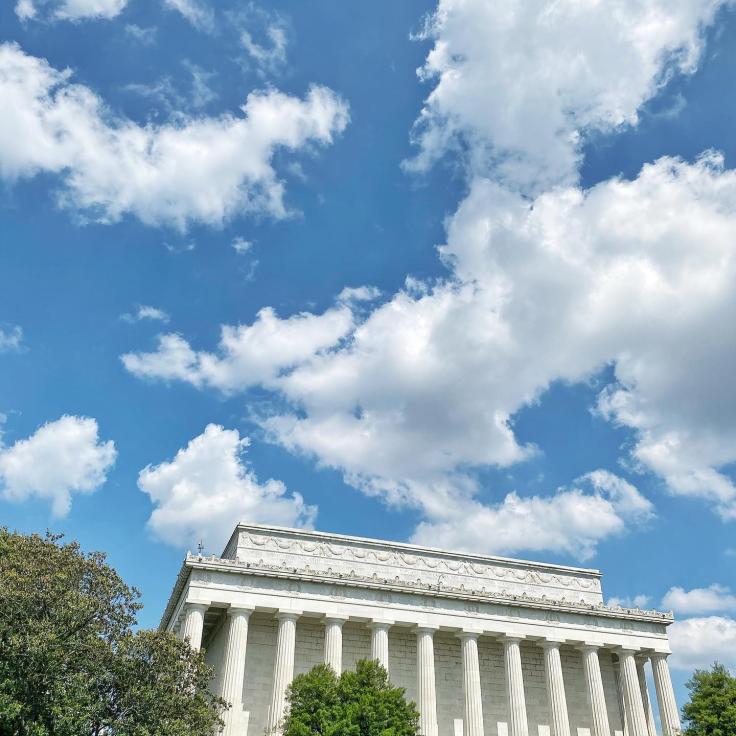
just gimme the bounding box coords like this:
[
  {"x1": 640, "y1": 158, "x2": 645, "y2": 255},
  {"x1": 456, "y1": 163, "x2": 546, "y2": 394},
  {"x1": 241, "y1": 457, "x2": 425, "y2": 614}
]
[
  {"x1": 651, "y1": 654, "x2": 681, "y2": 736},
  {"x1": 220, "y1": 606, "x2": 253, "y2": 736},
  {"x1": 459, "y1": 632, "x2": 484, "y2": 736},
  {"x1": 618, "y1": 650, "x2": 649, "y2": 736},
  {"x1": 324, "y1": 617, "x2": 346, "y2": 673},
  {"x1": 369, "y1": 620, "x2": 392, "y2": 674},
  {"x1": 266, "y1": 611, "x2": 300, "y2": 735},
  {"x1": 416, "y1": 626, "x2": 439, "y2": 736},
  {"x1": 580, "y1": 645, "x2": 612, "y2": 736},
  {"x1": 542, "y1": 641, "x2": 571, "y2": 736},
  {"x1": 636, "y1": 657, "x2": 657, "y2": 736},
  {"x1": 504, "y1": 636, "x2": 530, "y2": 736},
  {"x1": 181, "y1": 602, "x2": 208, "y2": 650}
]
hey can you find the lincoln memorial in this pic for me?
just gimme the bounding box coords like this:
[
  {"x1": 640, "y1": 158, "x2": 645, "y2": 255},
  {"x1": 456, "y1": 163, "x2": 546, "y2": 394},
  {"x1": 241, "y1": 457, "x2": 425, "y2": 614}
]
[{"x1": 159, "y1": 523, "x2": 681, "y2": 736}]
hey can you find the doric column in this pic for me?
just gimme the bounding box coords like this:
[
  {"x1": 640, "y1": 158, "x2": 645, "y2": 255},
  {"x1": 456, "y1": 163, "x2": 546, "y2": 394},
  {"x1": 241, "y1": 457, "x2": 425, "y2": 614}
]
[
  {"x1": 370, "y1": 620, "x2": 392, "y2": 674},
  {"x1": 221, "y1": 606, "x2": 254, "y2": 736},
  {"x1": 458, "y1": 632, "x2": 484, "y2": 736},
  {"x1": 651, "y1": 654, "x2": 681, "y2": 736},
  {"x1": 636, "y1": 657, "x2": 657, "y2": 736},
  {"x1": 503, "y1": 636, "x2": 530, "y2": 736},
  {"x1": 580, "y1": 645, "x2": 612, "y2": 736},
  {"x1": 416, "y1": 626, "x2": 439, "y2": 736},
  {"x1": 324, "y1": 616, "x2": 346, "y2": 673},
  {"x1": 266, "y1": 611, "x2": 300, "y2": 734},
  {"x1": 181, "y1": 602, "x2": 208, "y2": 650},
  {"x1": 618, "y1": 650, "x2": 649, "y2": 736},
  {"x1": 542, "y1": 640, "x2": 571, "y2": 736}
]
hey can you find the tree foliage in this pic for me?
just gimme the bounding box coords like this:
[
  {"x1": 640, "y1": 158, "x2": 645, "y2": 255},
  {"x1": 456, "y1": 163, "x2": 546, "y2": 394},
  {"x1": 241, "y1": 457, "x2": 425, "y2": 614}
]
[
  {"x1": 282, "y1": 659, "x2": 420, "y2": 736},
  {"x1": 682, "y1": 662, "x2": 736, "y2": 736},
  {"x1": 0, "y1": 529, "x2": 226, "y2": 736}
]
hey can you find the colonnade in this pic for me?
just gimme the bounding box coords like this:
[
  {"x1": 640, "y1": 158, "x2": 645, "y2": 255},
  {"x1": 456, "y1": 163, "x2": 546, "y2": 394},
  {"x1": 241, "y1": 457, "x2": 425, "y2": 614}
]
[{"x1": 180, "y1": 604, "x2": 681, "y2": 736}]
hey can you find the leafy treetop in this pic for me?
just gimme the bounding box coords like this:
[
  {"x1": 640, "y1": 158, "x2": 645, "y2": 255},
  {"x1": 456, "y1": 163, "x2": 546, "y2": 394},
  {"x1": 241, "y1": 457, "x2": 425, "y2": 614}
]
[{"x1": 282, "y1": 659, "x2": 420, "y2": 736}]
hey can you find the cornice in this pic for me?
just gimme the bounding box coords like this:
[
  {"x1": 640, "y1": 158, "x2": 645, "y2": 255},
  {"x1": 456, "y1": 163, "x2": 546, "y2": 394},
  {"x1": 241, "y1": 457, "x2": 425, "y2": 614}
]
[{"x1": 159, "y1": 553, "x2": 673, "y2": 629}]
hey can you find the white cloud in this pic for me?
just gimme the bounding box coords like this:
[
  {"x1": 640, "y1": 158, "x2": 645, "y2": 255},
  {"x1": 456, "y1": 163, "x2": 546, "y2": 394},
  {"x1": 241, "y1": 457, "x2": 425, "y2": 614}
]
[
  {"x1": 669, "y1": 616, "x2": 736, "y2": 670},
  {"x1": 122, "y1": 304, "x2": 354, "y2": 393},
  {"x1": 0, "y1": 43, "x2": 349, "y2": 230},
  {"x1": 232, "y1": 236, "x2": 253, "y2": 254},
  {"x1": 138, "y1": 423, "x2": 315, "y2": 549},
  {"x1": 120, "y1": 305, "x2": 170, "y2": 324},
  {"x1": 407, "y1": 0, "x2": 731, "y2": 190},
  {"x1": 125, "y1": 24, "x2": 157, "y2": 45},
  {"x1": 607, "y1": 595, "x2": 652, "y2": 610},
  {"x1": 125, "y1": 153, "x2": 736, "y2": 552},
  {"x1": 15, "y1": 0, "x2": 127, "y2": 21},
  {"x1": 0, "y1": 326, "x2": 23, "y2": 353},
  {"x1": 412, "y1": 471, "x2": 653, "y2": 560},
  {"x1": 163, "y1": 0, "x2": 214, "y2": 32},
  {"x1": 0, "y1": 416, "x2": 116, "y2": 516},
  {"x1": 241, "y1": 23, "x2": 288, "y2": 77},
  {"x1": 663, "y1": 584, "x2": 736, "y2": 614}
]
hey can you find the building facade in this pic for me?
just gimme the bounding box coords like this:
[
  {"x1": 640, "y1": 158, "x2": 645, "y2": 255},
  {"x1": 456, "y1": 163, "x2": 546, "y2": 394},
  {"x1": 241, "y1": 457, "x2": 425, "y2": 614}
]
[{"x1": 160, "y1": 524, "x2": 681, "y2": 736}]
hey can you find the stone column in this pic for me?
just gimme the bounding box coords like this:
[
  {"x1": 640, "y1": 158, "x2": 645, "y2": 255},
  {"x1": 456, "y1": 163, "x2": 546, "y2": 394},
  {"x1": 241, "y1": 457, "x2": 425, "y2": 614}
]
[
  {"x1": 416, "y1": 626, "x2": 439, "y2": 736},
  {"x1": 651, "y1": 654, "x2": 681, "y2": 736},
  {"x1": 636, "y1": 657, "x2": 657, "y2": 736},
  {"x1": 221, "y1": 606, "x2": 254, "y2": 736},
  {"x1": 458, "y1": 632, "x2": 484, "y2": 736},
  {"x1": 580, "y1": 645, "x2": 612, "y2": 736},
  {"x1": 181, "y1": 602, "x2": 208, "y2": 650},
  {"x1": 266, "y1": 611, "x2": 300, "y2": 734},
  {"x1": 324, "y1": 616, "x2": 346, "y2": 673},
  {"x1": 504, "y1": 636, "x2": 530, "y2": 736},
  {"x1": 370, "y1": 620, "x2": 392, "y2": 674},
  {"x1": 618, "y1": 650, "x2": 649, "y2": 736},
  {"x1": 542, "y1": 640, "x2": 571, "y2": 736}
]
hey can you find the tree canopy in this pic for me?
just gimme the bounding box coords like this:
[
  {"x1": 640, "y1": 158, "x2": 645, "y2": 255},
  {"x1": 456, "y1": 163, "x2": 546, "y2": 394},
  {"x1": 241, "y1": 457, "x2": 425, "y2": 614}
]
[
  {"x1": 282, "y1": 659, "x2": 420, "y2": 736},
  {"x1": 0, "y1": 529, "x2": 226, "y2": 736},
  {"x1": 682, "y1": 662, "x2": 736, "y2": 736}
]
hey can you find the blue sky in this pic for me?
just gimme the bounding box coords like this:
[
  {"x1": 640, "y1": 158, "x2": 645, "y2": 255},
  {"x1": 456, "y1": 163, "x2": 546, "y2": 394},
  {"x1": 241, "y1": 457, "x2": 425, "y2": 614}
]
[{"x1": 1, "y1": 0, "x2": 736, "y2": 705}]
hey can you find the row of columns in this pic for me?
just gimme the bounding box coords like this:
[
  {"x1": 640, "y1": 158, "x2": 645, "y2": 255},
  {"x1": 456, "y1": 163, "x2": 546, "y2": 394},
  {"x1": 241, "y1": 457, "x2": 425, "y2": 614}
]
[{"x1": 179, "y1": 604, "x2": 681, "y2": 736}]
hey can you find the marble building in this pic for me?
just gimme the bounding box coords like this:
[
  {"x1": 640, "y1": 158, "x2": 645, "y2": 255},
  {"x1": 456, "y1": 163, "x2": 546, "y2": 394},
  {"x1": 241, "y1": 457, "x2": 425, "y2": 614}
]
[{"x1": 159, "y1": 523, "x2": 681, "y2": 736}]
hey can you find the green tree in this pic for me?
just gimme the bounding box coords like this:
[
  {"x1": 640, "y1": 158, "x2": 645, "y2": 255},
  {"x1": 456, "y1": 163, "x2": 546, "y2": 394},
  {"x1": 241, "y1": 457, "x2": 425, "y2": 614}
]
[
  {"x1": 282, "y1": 659, "x2": 420, "y2": 736},
  {"x1": 0, "y1": 529, "x2": 226, "y2": 736},
  {"x1": 682, "y1": 663, "x2": 736, "y2": 736}
]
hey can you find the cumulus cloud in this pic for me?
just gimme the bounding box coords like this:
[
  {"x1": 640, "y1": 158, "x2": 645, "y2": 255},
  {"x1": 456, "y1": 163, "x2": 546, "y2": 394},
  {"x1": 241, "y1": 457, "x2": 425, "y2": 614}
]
[
  {"x1": 607, "y1": 595, "x2": 652, "y2": 609},
  {"x1": 138, "y1": 423, "x2": 315, "y2": 549},
  {"x1": 407, "y1": 0, "x2": 732, "y2": 190},
  {"x1": 15, "y1": 0, "x2": 126, "y2": 21},
  {"x1": 412, "y1": 471, "x2": 653, "y2": 559},
  {"x1": 0, "y1": 326, "x2": 23, "y2": 353},
  {"x1": 120, "y1": 305, "x2": 170, "y2": 324},
  {"x1": 122, "y1": 304, "x2": 354, "y2": 392},
  {"x1": 669, "y1": 616, "x2": 736, "y2": 670},
  {"x1": 0, "y1": 416, "x2": 116, "y2": 516},
  {"x1": 0, "y1": 43, "x2": 349, "y2": 230},
  {"x1": 663, "y1": 584, "x2": 736, "y2": 614},
  {"x1": 125, "y1": 153, "x2": 736, "y2": 552}
]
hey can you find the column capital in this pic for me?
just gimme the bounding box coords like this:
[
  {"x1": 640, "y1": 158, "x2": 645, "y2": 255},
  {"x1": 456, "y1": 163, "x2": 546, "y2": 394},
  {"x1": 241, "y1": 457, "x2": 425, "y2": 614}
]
[
  {"x1": 276, "y1": 609, "x2": 302, "y2": 622},
  {"x1": 502, "y1": 634, "x2": 525, "y2": 644},
  {"x1": 369, "y1": 618, "x2": 394, "y2": 629},
  {"x1": 457, "y1": 629, "x2": 483, "y2": 641},
  {"x1": 323, "y1": 614, "x2": 348, "y2": 625},
  {"x1": 616, "y1": 646, "x2": 641, "y2": 656},
  {"x1": 415, "y1": 624, "x2": 439, "y2": 634},
  {"x1": 540, "y1": 638, "x2": 565, "y2": 650},
  {"x1": 650, "y1": 651, "x2": 671, "y2": 662},
  {"x1": 227, "y1": 604, "x2": 255, "y2": 617},
  {"x1": 185, "y1": 600, "x2": 210, "y2": 611},
  {"x1": 577, "y1": 642, "x2": 603, "y2": 653}
]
